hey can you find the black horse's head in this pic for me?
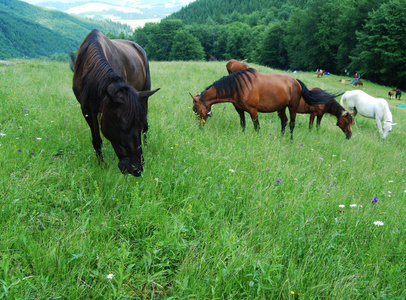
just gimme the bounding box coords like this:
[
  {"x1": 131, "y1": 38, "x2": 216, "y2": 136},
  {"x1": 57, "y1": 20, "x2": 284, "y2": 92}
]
[{"x1": 102, "y1": 82, "x2": 158, "y2": 176}]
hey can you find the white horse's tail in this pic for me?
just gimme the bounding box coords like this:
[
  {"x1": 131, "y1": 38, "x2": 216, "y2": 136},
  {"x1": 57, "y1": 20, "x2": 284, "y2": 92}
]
[{"x1": 340, "y1": 93, "x2": 347, "y2": 107}]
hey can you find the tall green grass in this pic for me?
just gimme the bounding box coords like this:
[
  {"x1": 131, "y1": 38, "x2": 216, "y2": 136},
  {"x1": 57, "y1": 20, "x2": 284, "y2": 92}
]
[{"x1": 0, "y1": 59, "x2": 405, "y2": 299}]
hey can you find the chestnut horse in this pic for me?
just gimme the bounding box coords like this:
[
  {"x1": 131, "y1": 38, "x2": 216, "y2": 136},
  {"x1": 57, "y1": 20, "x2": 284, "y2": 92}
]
[
  {"x1": 317, "y1": 70, "x2": 325, "y2": 78},
  {"x1": 388, "y1": 89, "x2": 396, "y2": 99},
  {"x1": 226, "y1": 59, "x2": 249, "y2": 74},
  {"x1": 191, "y1": 68, "x2": 352, "y2": 139},
  {"x1": 224, "y1": 61, "x2": 352, "y2": 138},
  {"x1": 297, "y1": 89, "x2": 352, "y2": 138},
  {"x1": 72, "y1": 29, "x2": 159, "y2": 176},
  {"x1": 355, "y1": 80, "x2": 363, "y2": 87}
]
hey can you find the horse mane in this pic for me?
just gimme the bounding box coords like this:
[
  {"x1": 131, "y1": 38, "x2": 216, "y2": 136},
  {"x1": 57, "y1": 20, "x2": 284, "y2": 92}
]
[
  {"x1": 202, "y1": 68, "x2": 256, "y2": 100},
  {"x1": 325, "y1": 99, "x2": 352, "y2": 122},
  {"x1": 382, "y1": 101, "x2": 393, "y2": 122},
  {"x1": 75, "y1": 30, "x2": 146, "y2": 126}
]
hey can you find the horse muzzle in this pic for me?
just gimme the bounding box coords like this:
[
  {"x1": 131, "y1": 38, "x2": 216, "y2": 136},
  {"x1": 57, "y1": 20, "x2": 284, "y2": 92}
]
[{"x1": 118, "y1": 159, "x2": 143, "y2": 177}]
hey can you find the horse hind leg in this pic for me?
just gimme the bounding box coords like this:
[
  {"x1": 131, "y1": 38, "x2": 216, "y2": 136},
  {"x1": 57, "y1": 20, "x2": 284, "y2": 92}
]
[{"x1": 277, "y1": 108, "x2": 288, "y2": 136}]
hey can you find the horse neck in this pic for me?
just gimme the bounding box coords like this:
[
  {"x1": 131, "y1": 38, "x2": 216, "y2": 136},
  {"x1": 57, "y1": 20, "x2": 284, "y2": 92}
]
[
  {"x1": 382, "y1": 105, "x2": 393, "y2": 122},
  {"x1": 202, "y1": 86, "x2": 234, "y2": 106},
  {"x1": 325, "y1": 100, "x2": 346, "y2": 120}
]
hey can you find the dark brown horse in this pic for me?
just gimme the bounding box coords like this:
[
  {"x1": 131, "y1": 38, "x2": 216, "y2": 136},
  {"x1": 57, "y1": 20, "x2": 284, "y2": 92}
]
[
  {"x1": 297, "y1": 88, "x2": 352, "y2": 138},
  {"x1": 396, "y1": 89, "x2": 402, "y2": 100},
  {"x1": 190, "y1": 68, "x2": 352, "y2": 139},
  {"x1": 72, "y1": 29, "x2": 159, "y2": 176},
  {"x1": 226, "y1": 59, "x2": 249, "y2": 74},
  {"x1": 354, "y1": 80, "x2": 363, "y2": 87}
]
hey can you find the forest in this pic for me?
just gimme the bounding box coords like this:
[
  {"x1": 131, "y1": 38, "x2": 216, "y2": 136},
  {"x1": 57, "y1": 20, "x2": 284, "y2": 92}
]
[
  {"x1": 126, "y1": 0, "x2": 406, "y2": 89},
  {"x1": 0, "y1": 0, "x2": 130, "y2": 59}
]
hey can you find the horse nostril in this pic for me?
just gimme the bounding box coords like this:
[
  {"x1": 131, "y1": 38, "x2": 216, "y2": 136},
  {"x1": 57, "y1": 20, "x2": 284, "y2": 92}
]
[{"x1": 132, "y1": 169, "x2": 142, "y2": 177}]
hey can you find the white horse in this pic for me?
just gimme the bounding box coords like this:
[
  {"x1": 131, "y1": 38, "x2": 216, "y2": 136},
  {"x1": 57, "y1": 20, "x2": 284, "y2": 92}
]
[{"x1": 340, "y1": 90, "x2": 396, "y2": 139}]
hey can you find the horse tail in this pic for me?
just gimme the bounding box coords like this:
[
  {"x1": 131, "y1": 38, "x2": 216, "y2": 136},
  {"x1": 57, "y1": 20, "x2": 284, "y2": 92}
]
[{"x1": 297, "y1": 79, "x2": 342, "y2": 105}]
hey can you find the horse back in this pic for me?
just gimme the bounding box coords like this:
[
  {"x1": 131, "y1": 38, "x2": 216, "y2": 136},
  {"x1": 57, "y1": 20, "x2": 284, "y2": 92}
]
[
  {"x1": 254, "y1": 73, "x2": 302, "y2": 112},
  {"x1": 100, "y1": 36, "x2": 150, "y2": 91}
]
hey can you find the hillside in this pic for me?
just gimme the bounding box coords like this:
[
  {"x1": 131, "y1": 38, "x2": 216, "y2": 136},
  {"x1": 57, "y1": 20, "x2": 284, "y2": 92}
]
[
  {"x1": 0, "y1": 0, "x2": 130, "y2": 59},
  {"x1": 167, "y1": 0, "x2": 303, "y2": 24}
]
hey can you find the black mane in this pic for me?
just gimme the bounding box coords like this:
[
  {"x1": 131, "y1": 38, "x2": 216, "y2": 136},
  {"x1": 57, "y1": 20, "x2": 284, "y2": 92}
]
[
  {"x1": 75, "y1": 29, "x2": 146, "y2": 126},
  {"x1": 202, "y1": 68, "x2": 256, "y2": 99},
  {"x1": 326, "y1": 99, "x2": 352, "y2": 121},
  {"x1": 297, "y1": 79, "x2": 343, "y2": 106}
]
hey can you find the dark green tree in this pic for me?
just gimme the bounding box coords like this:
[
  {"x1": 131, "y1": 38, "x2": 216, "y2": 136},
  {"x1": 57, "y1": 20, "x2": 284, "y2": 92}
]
[
  {"x1": 335, "y1": 0, "x2": 384, "y2": 74},
  {"x1": 169, "y1": 29, "x2": 205, "y2": 60},
  {"x1": 225, "y1": 22, "x2": 251, "y2": 60},
  {"x1": 258, "y1": 22, "x2": 288, "y2": 69},
  {"x1": 352, "y1": 0, "x2": 406, "y2": 88}
]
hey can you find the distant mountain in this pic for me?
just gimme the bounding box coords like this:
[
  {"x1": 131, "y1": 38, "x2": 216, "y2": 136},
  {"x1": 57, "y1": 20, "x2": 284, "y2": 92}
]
[
  {"x1": 0, "y1": 0, "x2": 130, "y2": 59},
  {"x1": 22, "y1": 0, "x2": 196, "y2": 28}
]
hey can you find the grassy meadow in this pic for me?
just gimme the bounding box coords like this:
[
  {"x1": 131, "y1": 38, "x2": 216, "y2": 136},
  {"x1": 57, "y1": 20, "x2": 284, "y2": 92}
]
[{"x1": 0, "y1": 59, "x2": 405, "y2": 299}]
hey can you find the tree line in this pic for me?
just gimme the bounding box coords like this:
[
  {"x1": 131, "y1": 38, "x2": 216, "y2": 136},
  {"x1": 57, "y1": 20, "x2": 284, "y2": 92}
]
[{"x1": 118, "y1": 0, "x2": 405, "y2": 89}]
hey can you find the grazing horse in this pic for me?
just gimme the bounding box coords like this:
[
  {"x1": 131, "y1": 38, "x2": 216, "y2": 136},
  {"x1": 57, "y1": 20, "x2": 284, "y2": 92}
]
[
  {"x1": 72, "y1": 29, "x2": 159, "y2": 176},
  {"x1": 190, "y1": 68, "x2": 351, "y2": 139},
  {"x1": 341, "y1": 90, "x2": 396, "y2": 139},
  {"x1": 354, "y1": 80, "x2": 363, "y2": 87},
  {"x1": 297, "y1": 88, "x2": 352, "y2": 138},
  {"x1": 317, "y1": 70, "x2": 325, "y2": 78},
  {"x1": 396, "y1": 89, "x2": 402, "y2": 100},
  {"x1": 223, "y1": 61, "x2": 352, "y2": 138},
  {"x1": 226, "y1": 59, "x2": 249, "y2": 74},
  {"x1": 388, "y1": 89, "x2": 396, "y2": 99}
]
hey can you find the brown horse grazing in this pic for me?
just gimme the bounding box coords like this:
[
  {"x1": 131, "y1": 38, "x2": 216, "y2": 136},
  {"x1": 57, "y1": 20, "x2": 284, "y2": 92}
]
[
  {"x1": 355, "y1": 80, "x2": 363, "y2": 87},
  {"x1": 317, "y1": 70, "x2": 325, "y2": 78},
  {"x1": 297, "y1": 88, "x2": 352, "y2": 138},
  {"x1": 190, "y1": 68, "x2": 352, "y2": 139},
  {"x1": 72, "y1": 29, "x2": 159, "y2": 176},
  {"x1": 226, "y1": 59, "x2": 249, "y2": 74},
  {"x1": 388, "y1": 89, "x2": 396, "y2": 99}
]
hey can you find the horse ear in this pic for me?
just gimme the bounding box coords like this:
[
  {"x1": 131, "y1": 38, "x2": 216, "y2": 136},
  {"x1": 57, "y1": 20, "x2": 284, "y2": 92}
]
[
  {"x1": 107, "y1": 84, "x2": 127, "y2": 104},
  {"x1": 138, "y1": 88, "x2": 160, "y2": 99},
  {"x1": 190, "y1": 93, "x2": 198, "y2": 102}
]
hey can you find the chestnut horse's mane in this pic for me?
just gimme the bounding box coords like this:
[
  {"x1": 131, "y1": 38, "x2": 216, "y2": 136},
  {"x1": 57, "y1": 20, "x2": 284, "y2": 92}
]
[
  {"x1": 202, "y1": 68, "x2": 256, "y2": 100},
  {"x1": 74, "y1": 30, "x2": 146, "y2": 126}
]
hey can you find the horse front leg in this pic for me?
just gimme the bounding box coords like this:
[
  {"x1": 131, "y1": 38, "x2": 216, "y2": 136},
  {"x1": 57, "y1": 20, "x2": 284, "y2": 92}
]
[
  {"x1": 289, "y1": 111, "x2": 296, "y2": 139},
  {"x1": 233, "y1": 105, "x2": 246, "y2": 131},
  {"x1": 277, "y1": 108, "x2": 288, "y2": 136},
  {"x1": 309, "y1": 114, "x2": 316, "y2": 130},
  {"x1": 248, "y1": 110, "x2": 260, "y2": 131},
  {"x1": 82, "y1": 107, "x2": 103, "y2": 162},
  {"x1": 375, "y1": 117, "x2": 384, "y2": 137},
  {"x1": 316, "y1": 115, "x2": 323, "y2": 129}
]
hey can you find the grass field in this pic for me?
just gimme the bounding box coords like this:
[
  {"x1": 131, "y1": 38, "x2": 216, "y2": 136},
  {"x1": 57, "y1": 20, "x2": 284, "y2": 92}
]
[{"x1": 0, "y1": 59, "x2": 405, "y2": 299}]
